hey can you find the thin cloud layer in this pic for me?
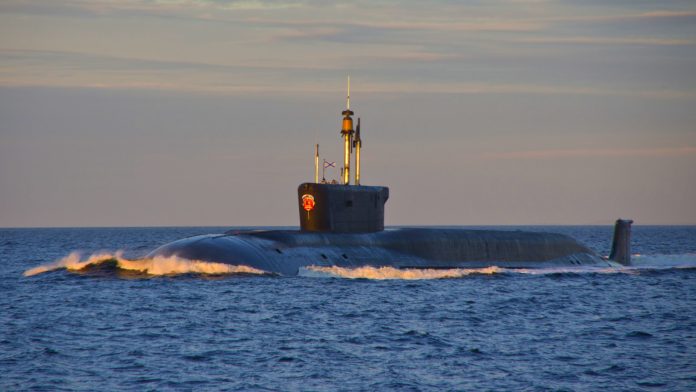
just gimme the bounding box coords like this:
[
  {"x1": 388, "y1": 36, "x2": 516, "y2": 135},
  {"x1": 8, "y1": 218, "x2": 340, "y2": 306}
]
[
  {"x1": 1, "y1": 0, "x2": 694, "y2": 99},
  {"x1": 482, "y1": 147, "x2": 696, "y2": 160},
  {"x1": 2, "y1": 48, "x2": 693, "y2": 99}
]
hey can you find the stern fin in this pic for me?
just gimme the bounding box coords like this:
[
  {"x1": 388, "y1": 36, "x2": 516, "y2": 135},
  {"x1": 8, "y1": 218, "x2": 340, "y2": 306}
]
[{"x1": 609, "y1": 219, "x2": 633, "y2": 265}]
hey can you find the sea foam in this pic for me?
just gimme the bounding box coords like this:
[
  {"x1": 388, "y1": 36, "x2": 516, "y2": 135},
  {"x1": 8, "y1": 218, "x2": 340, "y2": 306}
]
[
  {"x1": 23, "y1": 251, "x2": 266, "y2": 277},
  {"x1": 301, "y1": 265, "x2": 502, "y2": 280},
  {"x1": 300, "y1": 256, "x2": 696, "y2": 280},
  {"x1": 24, "y1": 252, "x2": 696, "y2": 279}
]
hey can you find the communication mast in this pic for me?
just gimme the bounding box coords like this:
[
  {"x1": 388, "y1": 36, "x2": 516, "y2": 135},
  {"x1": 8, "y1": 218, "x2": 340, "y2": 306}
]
[{"x1": 340, "y1": 76, "x2": 355, "y2": 185}]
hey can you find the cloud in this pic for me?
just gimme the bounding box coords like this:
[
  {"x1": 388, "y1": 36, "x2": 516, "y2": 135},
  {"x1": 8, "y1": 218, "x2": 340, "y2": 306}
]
[
  {"x1": 481, "y1": 147, "x2": 696, "y2": 160},
  {"x1": 511, "y1": 36, "x2": 694, "y2": 46},
  {"x1": 0, "y1": 49, "x2": 690, "y2": 99},
  {"x1": 635, "y1": 10, "x2": 696, "y2": 19},
  {"x1": 0, "y1": 0, "x2": 308, "y2": 15},
  {"x1": 1, "y1": 0, "x2": 546, "y2": 33},
  {"x1": 3, "y1": 75, "x2": 693, "y2": 101},
  {"x1": 2, "y1": 2, "x2": 694, "y2": 100},
  {"x1": 538, "y1": 9, "x2": 696, "y2": 24},
  {"x1": 0, "y1": 48, "x2": 328, "y2": 72},
  {"x1": 349, "y1": 19, "x2": 544, "y2": 33},
  {"x1": 350, "y1": 83, "x2": 696, "y2": 100}
]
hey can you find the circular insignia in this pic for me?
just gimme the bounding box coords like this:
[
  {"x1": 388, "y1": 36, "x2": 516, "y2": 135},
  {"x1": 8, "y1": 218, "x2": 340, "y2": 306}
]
[{"x1": 302, "y1": 194, "x2": 315, "y2": 212}]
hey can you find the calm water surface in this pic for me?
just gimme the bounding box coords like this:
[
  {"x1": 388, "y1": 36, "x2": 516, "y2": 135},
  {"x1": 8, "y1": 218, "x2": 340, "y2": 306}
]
[{"x1": 1, "y1": 226, "x2": 695, "y2": 391}]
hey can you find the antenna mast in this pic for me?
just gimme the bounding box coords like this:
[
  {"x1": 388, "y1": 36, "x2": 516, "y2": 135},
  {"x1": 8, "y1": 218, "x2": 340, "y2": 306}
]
[
  {"x1": 340, "y1": 76, "x2": 355, "y2": 185},
  {"x1": 314, "y1": 144, "x2": 319, "y2": 183},
  {"x1": 354, "y1": 118, "x2": 361, "y2": 185},
  {"x1": 347, "y1": 75, "x2": 350, "y2": 110}
]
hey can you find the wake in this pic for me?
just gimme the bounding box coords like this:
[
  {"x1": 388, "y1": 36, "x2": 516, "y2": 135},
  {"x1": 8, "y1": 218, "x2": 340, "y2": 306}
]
[
  {"x1": 630, "y1": 253, "x2": 696, "y2": 268},
  {"x1": 300, "y1": 265, "x2": 620, "y2": 280},
  {"x1": 23, "y1": 251, "x2": 266, "y2": 277},
  {"x1": 24, "y1": 252, "x2": 696, "y2": 280},
  {"x1": 301, "y1": 265, "x2": 502, "y2": 280},
  {"x1": 301, "y1": 253, "x2": 696, "y2": 280}
]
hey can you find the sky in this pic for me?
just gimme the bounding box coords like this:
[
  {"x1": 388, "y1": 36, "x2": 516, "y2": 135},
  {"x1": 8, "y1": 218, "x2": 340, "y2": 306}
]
[{"x1": 1, "y1": 0, "x2": 695, "y2": 227}]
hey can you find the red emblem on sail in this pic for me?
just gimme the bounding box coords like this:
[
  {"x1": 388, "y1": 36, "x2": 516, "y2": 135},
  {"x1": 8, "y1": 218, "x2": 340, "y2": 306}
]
[{"x1": 302, "y1": 194, "x2": 315, "y2": 212}]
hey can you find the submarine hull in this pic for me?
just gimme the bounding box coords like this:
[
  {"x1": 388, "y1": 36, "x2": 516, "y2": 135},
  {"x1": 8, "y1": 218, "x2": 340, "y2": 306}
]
[{"x1": 148, "y1": 228, "x2": 617, "y2": 276}]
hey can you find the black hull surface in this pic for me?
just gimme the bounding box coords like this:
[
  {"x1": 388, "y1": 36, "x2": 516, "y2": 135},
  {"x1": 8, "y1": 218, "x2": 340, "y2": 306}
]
[{"x1": 148, "y1": 228, "x2": 618, "y2": 276}]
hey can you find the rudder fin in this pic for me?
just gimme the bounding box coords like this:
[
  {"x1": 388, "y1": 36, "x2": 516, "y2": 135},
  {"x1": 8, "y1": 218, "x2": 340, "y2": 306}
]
[{"x1": 609, "y1": 219, "x2": 633, "y2": 265}]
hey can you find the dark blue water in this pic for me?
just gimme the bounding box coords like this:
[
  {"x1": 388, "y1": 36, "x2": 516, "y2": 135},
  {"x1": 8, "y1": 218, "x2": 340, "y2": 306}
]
[{"x1": 2, "y1": 226, "x2": 695, "y2": 391}]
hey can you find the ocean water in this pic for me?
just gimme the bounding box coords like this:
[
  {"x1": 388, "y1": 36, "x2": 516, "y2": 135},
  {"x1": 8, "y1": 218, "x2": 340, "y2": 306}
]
[{"x1": 2, "y1": 226, "x2": 695, "y2": 391}]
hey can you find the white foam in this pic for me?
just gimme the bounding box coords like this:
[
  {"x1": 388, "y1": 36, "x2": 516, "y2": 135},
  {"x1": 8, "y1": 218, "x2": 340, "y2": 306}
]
[
  {"x1": 24, "y1": 252, "x2": 696, "y2": 279},
  {"x1": 300, "y1": 255, "x2": 696, "y2": 280},
  {"x1": 23, "y1": 251, "x2": 266, "y2": 277},
  {"x1": 301, "y1": 265, "x2": 502, "y2": 280},
  {"x1": 300, "y1": 265, "x2": 628, "y2": 280}
]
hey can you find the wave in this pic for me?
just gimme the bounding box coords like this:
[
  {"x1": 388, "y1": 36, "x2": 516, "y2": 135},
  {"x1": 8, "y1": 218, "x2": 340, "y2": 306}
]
[{"x1": 23, "y1": 251, "x2": 267, "y2": 277}]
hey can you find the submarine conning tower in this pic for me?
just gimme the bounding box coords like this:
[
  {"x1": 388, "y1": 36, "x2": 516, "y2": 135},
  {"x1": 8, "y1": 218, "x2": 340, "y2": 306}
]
[{"x1": 298, "y1": 78, "x2": 389, "y2": 233}]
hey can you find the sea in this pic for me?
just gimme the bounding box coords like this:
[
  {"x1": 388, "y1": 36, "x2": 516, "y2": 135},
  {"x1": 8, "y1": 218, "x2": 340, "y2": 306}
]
[{"x1": 1, "y1": 225, "x2": 695, "y2": 391}]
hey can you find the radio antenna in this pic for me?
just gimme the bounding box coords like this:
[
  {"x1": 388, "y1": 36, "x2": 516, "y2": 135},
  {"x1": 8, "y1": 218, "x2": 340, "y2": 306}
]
[
  {"x1": 346, "y1": 75, "x2": 350, "y2": 110},
  {"x1": 340, "y1": 75, "x2": 355, "y2": 185}
]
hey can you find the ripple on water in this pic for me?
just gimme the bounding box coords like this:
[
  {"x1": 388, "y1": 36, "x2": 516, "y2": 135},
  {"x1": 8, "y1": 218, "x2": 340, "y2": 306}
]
[{"x1": 625, "y1": 331, "x2": 654, "y2": 339}]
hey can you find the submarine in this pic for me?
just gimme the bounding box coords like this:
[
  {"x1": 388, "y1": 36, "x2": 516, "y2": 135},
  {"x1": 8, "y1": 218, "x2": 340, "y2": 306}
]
[{"x1": 149, "y1": 80, "x2": 633, "y2": 276}]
